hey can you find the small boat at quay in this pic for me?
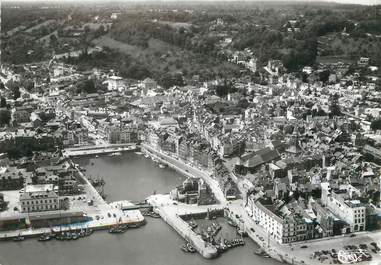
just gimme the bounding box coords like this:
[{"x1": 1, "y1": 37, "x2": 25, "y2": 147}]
[
  {"x1": 38, "y1": 233, "x2": 53, "y2": 241},
  {"x1": 109, "y1": 152, "x2": 122, "y2": 157},
  {"x1": 109, "y1": 224, "x2": 128, "y2": 234},
  {"x1": 142, "y1": 211, "x2": 160, "y2": 218},
  {"x1": 13, "y1": 235, "x2": 25, "y2": 242},
  {"x1": 237, "y1": 228, "x2": 248, "y2": 237},
  {"x1": 53, "y1": 229, "x2": 92, "y2": 241},
  {"x1": 188, "y1": 219, "x2": 198, "y2": 229},
  {"x1": 227, "y1": 219, "x2": 238, "y2": 228},
  {"x1": 181, "y1": 242, "x2": 196, "y2": 253},
  {"x1": 158, "y1": 164, "x2": 167, "y2": 169},
  {"x1": 254, "y1": 247, "x2": 270, "y2": 258}
]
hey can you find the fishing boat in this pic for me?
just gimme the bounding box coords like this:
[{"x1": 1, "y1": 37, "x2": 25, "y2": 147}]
[
  {"x1": 237, "y1": 228, "x2": 248, "y2": 237},
  {"x1": 254, "y1": 248, "x2": 270, "y2": 257},
  {"x1": 64, "y1": 232, "x2": 73, "y2": 240},
  {"x1": 109, "y1": 152, "x2": 122, "y2": 157},
  {"x1": 144, "y1": 154, "x2": 150, "y2": 159},
  {"x1": 134, "y1": 151, "x2": 143, "y2": 155},
  {"x1": 186, "y1": 243, "x2": 196, "y2": 253},
  {"x1": 38, "y1": 233, "x2": 53, "y2": 241},
  {"x1": 85, "y1": 228, "x2": 93, "y2": 236},
  {"x1": 127, "y1": 223, "x2": 140, "y2": 228},
  {"x1": 73, "y1": 233, "x2": 80, "y2": 240},
  {"x1": 13, "y1": 235, "x2": 25, "y2": 242},
  {"x1": 54, "y1": 232, "x2": 65, "y2": 241},
  {"x1": 95, "y1": 155, "x2": 99, "y2": 158},
  {"x1": 181, "y1": 242, "x2": 196, "y2": 253},
  {"x1": 158, "y1": 164, "x2": 167, "y2": 169},
  {"x1": 146, "y1": 211, "x2": 160, "y2": 218},
  {"x1": 188, "y1": 219, "x2": 198, "y2": 229},
  {"x1": 181, "y1": 244, "x2": 189, "y2": 252},
  {"x1": 227, "y1": 219, "x2": 237, "y2": 228},
  {"x1": 109, "y1": 225, "x2": 127, "y2": 234}
]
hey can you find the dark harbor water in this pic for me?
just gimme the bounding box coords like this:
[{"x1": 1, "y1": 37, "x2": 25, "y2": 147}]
[{"x1": 0, "y1": 153, "x2": 280, "y2": 265}]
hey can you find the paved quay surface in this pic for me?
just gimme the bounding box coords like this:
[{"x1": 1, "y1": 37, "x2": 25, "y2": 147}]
[{"x1": 148, "y1": 194, "x2": 223, "y2": 259}]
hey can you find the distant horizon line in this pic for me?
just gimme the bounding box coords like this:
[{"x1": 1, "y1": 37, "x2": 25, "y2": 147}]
[{"x1": 1, "y1": 0, "x2": 381, "y2": 5}]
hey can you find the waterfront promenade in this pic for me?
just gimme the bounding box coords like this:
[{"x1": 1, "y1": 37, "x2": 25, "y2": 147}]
[{"x1": 141, "y1": 143, "x2": 226, "y2": 204}]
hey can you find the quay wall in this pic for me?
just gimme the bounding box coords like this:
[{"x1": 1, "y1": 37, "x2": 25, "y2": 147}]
[
  {"x1": 0, "y1": 217, "x2": 146, "y2": 241},
  {"x1": 141, "y1": 144, "x2": 226, "y2": 203},
  {"x1": 156, "y1": 207, "x2": 219, "y2": 259},
  {"x1": 141, "y1": 145, "x2": 195, "y2": 179}
]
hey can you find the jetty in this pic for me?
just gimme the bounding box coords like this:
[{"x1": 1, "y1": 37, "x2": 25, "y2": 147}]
[{"x1": 147, "y1": 194, "x2": 224, "y2": 259}]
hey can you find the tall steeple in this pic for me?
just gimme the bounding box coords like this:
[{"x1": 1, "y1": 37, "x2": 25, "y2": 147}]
[{"x1": 285, "y1": 125, "x2": 302, "y2": 155}]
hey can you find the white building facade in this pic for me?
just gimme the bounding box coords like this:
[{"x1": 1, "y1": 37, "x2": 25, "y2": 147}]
[{"x1": 20, "y1": 184, "x2": 60, "y2": 213}]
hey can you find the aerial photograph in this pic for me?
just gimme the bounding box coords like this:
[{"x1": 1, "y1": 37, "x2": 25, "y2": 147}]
[{"x1": 0, "y1": 0, "x2": 380, "y2": 264}]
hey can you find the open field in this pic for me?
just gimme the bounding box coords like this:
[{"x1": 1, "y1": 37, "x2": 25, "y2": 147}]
[
  {"x1": 318, "y1": 33, "x2": 381, "y2": 66},
  {"x1": 24, "y1": 19, "x2": 56, "y2": 33},
  {"x1": 155, "y1": 20, "x2": 193, "y2": 30},
  {"x1": 92, "y1": 34, "x2": 241, "y2": 77}
]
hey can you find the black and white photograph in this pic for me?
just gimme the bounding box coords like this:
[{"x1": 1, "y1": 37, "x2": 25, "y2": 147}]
[{"x1": 0, "y1": 0, "x2": 381, "y2": 264}]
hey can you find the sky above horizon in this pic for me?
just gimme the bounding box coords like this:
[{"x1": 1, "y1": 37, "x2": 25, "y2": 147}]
[
  {"x1": 2, "y1": 0, "x2": 381, "y2": 4},
  {"x1": 2, "y1": 0, "x2": 381, "y2": 5}
]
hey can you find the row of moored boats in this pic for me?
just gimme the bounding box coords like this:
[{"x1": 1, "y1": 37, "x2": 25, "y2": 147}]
[{"x1": 12, "y1": 229, "x2": 94, "y2": 242}]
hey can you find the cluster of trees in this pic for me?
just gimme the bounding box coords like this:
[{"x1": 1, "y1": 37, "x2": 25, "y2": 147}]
[
  {"x1": 232, "y1": 19, "x2": 318, "y2": 71},
  {"x1": 66, "y1": 48, "x2": 154, "y2": 81},
  {"x1": 5, "y1": 80, "x2": 21, "y2": 100},
  {"x1": 75, "y1": 79, "x2": 97, "y2": 94},
  {"x1": 370, "y1": 119, "x2": 381, "y2": 131},
  {"x1": 111, "y1": 13, "x2": 239, "y2": 57},
  {"x1": 281, "y1": 37, "x2": 317, "y2": 71},
  {"x1": 214, "y1": 80, "x2": 237, "y2": 98},
  {"x1": 158, "y1": 73, "x2": 184, "y2": 89},
  {"x1": 1, "y1": 32, "x2": 49, "y2": 64}
]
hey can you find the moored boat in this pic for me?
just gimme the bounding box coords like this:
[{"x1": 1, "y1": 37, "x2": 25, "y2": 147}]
[
  {"x1": 38, "y1": 233, "x2": 53, "y2": 241},
  {"x1": 186, "y1": 243, "x2": 196, "y2": 253},
  {"x1": 227, "y1": 219, "x2": 237, "y2": 228},
  {"x1": 254, "y1": 248, "x2": 270, "y2": 257},
  {"x1": 181, "y1": 242, "x2": 197, "y2": 253},
  {"x1": 13, "y1": 235, "x2": 25, "y2": 242},
  {"x1": 188, "y1": 219, "x2": 198, "y2": 229},
  {"x1": 237, "y1": 228, "x2": 248, "y2": 237},
  {"x1": 109, "y1": 225, "x2": 127, "y2": 234},
  {"x1": 109, "y1": 152, "x2": 122, "y2": 157},
  {"x1": 181, "y1": 244, "x2": 189, "y2": 252}
]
